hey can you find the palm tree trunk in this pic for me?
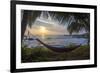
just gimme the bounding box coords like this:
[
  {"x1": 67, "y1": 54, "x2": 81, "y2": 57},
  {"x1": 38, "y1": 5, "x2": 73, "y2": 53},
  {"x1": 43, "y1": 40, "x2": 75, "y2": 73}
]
[{"x1": 21, "y1": 11, "x2": 29, "y2": 42}]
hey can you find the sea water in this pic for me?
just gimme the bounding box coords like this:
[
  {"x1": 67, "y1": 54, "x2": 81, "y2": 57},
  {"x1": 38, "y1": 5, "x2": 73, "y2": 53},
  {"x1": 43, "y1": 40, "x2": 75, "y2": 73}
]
[{"x1": 22, "y1": 35, "x2": 88, "y2": 48}]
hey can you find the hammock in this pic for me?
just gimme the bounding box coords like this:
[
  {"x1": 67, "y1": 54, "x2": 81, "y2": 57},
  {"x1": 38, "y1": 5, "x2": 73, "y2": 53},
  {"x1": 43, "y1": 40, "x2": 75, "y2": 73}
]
[{"x1": 36, "y1": 38, "x2": 81, "y2": 53}]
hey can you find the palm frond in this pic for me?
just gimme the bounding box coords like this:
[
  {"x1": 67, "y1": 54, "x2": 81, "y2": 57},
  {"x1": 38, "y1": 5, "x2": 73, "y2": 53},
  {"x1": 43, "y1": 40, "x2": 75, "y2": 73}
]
[{"x1": 27, "y1": 11, "x2": 41, "y2": 28}]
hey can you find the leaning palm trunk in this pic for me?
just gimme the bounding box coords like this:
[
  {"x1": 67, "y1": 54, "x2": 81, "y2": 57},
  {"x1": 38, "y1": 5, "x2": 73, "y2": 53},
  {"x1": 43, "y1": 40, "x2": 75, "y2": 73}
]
[{"x1": 21, "y1": 11, "x2": 29, "y2": 42}]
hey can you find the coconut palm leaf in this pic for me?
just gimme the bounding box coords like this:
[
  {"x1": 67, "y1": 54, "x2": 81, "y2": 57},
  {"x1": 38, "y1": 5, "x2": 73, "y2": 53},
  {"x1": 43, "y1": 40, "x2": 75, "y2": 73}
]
[
  {"x1": 67, "y1": 13, "x2": 90, "y2": 34},
  {"x1": 67, "y1": 22, "x2": 85, "y2": 34},
  {"x1": 48, "y1": 11, "x2": 71, "y2": 25}
]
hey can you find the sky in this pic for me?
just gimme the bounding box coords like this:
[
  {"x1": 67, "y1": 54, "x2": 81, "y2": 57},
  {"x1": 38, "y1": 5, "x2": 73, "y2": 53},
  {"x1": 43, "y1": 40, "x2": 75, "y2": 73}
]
[
  {"x1": 24, "y1": 12, "x2": 69, "y2": 36},
  {"x1": 24, "y1": 11, "x2": 86, "y2": 36}
]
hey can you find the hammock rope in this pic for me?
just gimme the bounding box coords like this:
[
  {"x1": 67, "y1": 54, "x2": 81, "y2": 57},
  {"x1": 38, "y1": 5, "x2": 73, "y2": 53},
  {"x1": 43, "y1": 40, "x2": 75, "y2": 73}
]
[{"x1": 36, "y1": 38, "x2": 81, "y2": 53}]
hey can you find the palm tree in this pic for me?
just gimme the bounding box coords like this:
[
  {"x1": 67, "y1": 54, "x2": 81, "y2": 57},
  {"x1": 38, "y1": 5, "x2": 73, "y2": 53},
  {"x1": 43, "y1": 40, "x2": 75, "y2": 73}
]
[
  {"x1": 67, "y1": 13, "x2": 90, "y2": 34},
  {"x1": 67, "y1": 13, "x2": 90, "y2": 44},
  {"x1": 21, "y1": 10, "x2": 41, "y2": 41},
  {"x1": 48, "y1": 12, "x2": 90, "y2": 34},
  {"x1": 47, "y1": 12, "x2": 90, "y2": 35}
]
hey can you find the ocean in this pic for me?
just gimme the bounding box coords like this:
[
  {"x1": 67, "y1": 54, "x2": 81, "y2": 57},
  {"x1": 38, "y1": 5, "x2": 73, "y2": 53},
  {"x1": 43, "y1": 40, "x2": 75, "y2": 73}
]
[{"x1": 22, "y1": 35, "x2": 88, "y2": 48}]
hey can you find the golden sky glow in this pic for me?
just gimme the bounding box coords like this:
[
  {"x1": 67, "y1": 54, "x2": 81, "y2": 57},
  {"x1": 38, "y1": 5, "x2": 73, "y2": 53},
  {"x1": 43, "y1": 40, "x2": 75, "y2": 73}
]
[
  {"x1": 39, "y1": 26, "x2": 47, "y2": 35},
  {"x1": 24, "y1": 25, "x2": 68, "y2": 36},
  {"x1": 24, "y1": 16, "x2": 68, "y2": 36}
]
